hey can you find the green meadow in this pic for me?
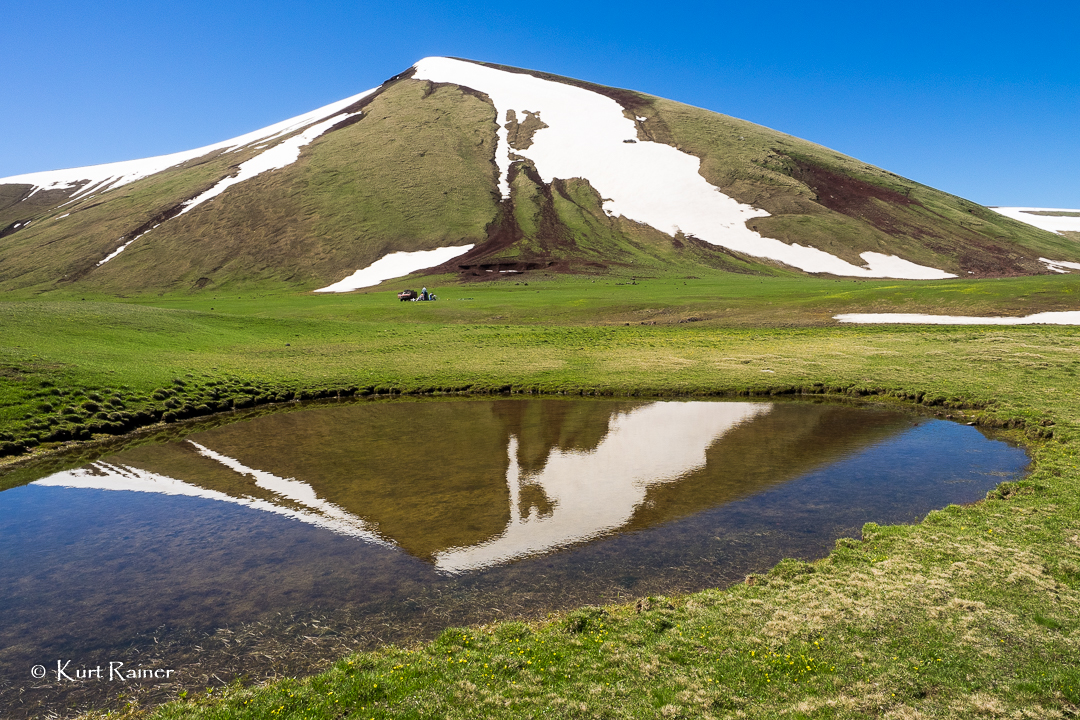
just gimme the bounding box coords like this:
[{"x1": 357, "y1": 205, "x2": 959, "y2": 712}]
[
  {"x1": 2, "y1": 272, "x2": 1079, "y2": 718},
  {"x1": 3, "y1": 272, "x2": 1079, "y2": 440}
]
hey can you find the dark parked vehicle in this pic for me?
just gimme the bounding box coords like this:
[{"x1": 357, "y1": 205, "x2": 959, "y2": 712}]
[{"x1": 397, "y1": 288, "x2": 438, "y2": 302}]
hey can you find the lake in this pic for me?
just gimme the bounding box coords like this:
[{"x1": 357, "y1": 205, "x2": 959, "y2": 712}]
[{"x1": 0, "y1": 397, "x2": 1028, "y2": 717}]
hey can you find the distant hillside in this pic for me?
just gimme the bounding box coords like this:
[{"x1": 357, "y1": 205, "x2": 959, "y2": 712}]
[{"x1": 1, "y1": 57, "x2": 1075, "y2": 295}]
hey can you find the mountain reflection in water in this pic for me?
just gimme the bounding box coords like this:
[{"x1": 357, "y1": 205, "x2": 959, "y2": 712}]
[
  {"x1": 2, "y1": 398, "x2": 1030, "y2": 719},
  {"x1": 34, "y1": 399, "x2": 912, "y2": 572}
]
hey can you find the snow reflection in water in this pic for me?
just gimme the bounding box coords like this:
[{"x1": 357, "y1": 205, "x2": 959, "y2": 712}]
[
  {"x1": 34, "y1": 401, "x2": 771, "y2": 571},
  {"x1": 435, "y1": 402, "x2": 768, "y2": 572},
  {"x1": 0, "y1": 398, "x2": 1029, "y2": 719}
]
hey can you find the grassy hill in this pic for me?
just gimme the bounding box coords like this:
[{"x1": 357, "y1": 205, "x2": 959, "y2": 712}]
[
  {"x1": 1, "y1": 59, "x2": 1074, "y2": 297},
  {"x1": 3, "y1": 56, "x2": 1080, "y2": 720}
]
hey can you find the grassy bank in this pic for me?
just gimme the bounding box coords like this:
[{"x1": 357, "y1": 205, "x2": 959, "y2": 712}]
[
  {"x1": 2, "y1": 272, "x2": 1078, "y2": 468},
  {"x1": 1, "y1": 276, "x2": 1079, "y2": 718},
  {"x1": 118, "y1": 453, "x2": 1080, "y2": 719}
]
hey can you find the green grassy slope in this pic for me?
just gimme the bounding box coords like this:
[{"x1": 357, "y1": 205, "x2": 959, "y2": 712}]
[
  {"x1": 0, "y1": 289, "x2": 1077, "y2": 718},
  {"x1": 2, "y1": 60, "x2": 1074, "y2": 297},
  {"x1": 0, "y1": 146, "x2": 246, "y2": 289},
  {"x1": 642, "y1": 96, "x2": 1078, "y2": 277},
  {"x1": 0, "y1": 78, "x2": 501, "y2": 295}
]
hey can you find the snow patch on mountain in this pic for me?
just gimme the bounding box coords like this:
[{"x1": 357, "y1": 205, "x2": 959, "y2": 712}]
[
  {"x1": 992, "y1": 207, "x2": 1080, "y2": 235},
  {"x1": 97, "y1": 226, "x2": 156, "y2": 266},
  {"x1": 314, "y1": 244, "x2": 476, "y2": 293},
  {"x1": 178, "y1": 112, "x2": 360, "y2": 217},
  {"x1": 836, "y1": 311, "x2": 1080, "y2": 325},
  {"x1": 85, "y1": 97, "x2": 370, "y2": 265},
  {"x1": 412, "y1": 57, "x2": 953, "y2": 280},
  {"x1": 0, "y1": 88, "x2": 377, "y2": 203},
  {"x1": 1039, "y1": 257, "x2": 1080, "y2": 274}
]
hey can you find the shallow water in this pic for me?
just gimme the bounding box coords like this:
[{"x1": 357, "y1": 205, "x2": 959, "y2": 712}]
[{"x1": 0, "y1": 398, "x2": 1028, "y2": 717}]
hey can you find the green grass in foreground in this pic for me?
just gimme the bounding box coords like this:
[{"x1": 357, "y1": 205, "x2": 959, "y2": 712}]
[
  {"x1": 2, "y1": 272, "x2": 1079, "y2": 461},
  {"x1": 1, "y1": 276, "x2": 1079, "y2": 718}
]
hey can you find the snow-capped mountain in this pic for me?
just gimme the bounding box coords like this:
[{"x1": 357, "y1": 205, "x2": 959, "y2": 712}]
[
  {"x1": 1, "y1": 58, "x2": 1075, "y2": 294},
  {"x1": 2, "y1": 90, "x2": 376, "y2": 209}
]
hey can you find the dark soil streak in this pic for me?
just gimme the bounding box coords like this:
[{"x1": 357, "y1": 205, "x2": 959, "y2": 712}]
[
  {"x1": 632, "y1": 111, "x2": 676, "y2": 147},
  {"x1": 434, "y1": 163, "x2": 600, "y2": 280},
  {"x1": 324, "y1": 113, "x2": 365, "y2": 134},
  {"x1": 788, "y1": 156, "x2": 925, "y2": 234},
  {"x1": 529, "y1": 173, "x2": 577, "y2": 253},
  {"x1": 121, "y1": 202, "x2": 192, "y2": 244},
  {"x1": 421, "y1": 78, "x2": 495, "y2": 106},
  {"x1": 785, "y1": 155, "x2": 1051, "y2": 277},
  {"x1": 0, "y1": 219, "x2": 33, "y2": 239},
  {"x1": 439, "y1": 198, "x2": 524, "y2": 275}
]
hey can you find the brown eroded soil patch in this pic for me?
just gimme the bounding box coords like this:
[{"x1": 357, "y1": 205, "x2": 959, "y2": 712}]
[
  {"x1": 788, "y1": 157, "x2": 925, "y2": 237},
  {"x1": 0, "y1": 219, "x2": 33, "y2": 239},
  {"x1": 505, "y1": 110, "x2": 549, "y2": 151},
  {"x1": 784, "y1": 156, "x2": 1058, "y2": 277}
]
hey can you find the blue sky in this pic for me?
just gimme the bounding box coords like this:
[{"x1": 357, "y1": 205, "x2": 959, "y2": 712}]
[{"x1": 3, "y1": 0, "x2": 1077, "y2": 206}]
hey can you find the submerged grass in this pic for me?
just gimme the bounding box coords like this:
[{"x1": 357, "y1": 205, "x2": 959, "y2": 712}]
[
  {"x1": 1, "y1": 277, "x2": 1079, "y2": 718},
  {"x1": 75, "y1": 442, "x2": 1080, "y2": 719}
]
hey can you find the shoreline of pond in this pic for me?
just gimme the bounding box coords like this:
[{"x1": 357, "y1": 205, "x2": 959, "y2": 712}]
[
  {"x1": 0, "y1": 381, "x2": 1049, "y2": 494},
  {"x1": 1, "y1": 396, "x2": 1035, "y2": 719}
]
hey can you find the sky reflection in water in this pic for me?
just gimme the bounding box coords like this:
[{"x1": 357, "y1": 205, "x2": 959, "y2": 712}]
[{"x1": 0, "y1": 398, "x2": 1029, "y2": 716}]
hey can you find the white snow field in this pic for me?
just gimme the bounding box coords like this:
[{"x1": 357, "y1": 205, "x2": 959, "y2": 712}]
[
  {"x1": 176, "y1": 111, "x2": 361, "y2": 218},
  {"x1": 314, "y1": 244, "x2": 475, "y2": 292},
  {"x1": 835, "y1": 311, "x2": 1080, "y2": 325},
  {"x1": 434, "y1": 401, "x2": 771, "y2": 573},
  {"x1": 93, "y1": 106, "x2": 365, "y2": 266},
  {"x1": 992, "y1": 207, "x2": 1080, "y2": 235},
  {"x1": 0, "y1": 88, "x2": 377, "y2": 203},
  {"x1": 4, "y1": 87, "x2": 377, "y2": 266},
  {"x1": 1041, "y1": 258, "x2": 1080, "y2": 274},
  {"x1": 413, "y1": 57, "x2": 955, "y2": 280}
]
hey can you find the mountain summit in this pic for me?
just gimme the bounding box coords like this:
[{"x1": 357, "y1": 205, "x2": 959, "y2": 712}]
[{"x1": 1, "y1": 57, "x2": 1074, "y2": 294}]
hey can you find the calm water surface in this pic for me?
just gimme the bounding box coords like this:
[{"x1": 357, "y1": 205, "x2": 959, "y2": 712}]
[{"x1": 0, "y1": 398, "x2": 1028, "y2": 717}]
